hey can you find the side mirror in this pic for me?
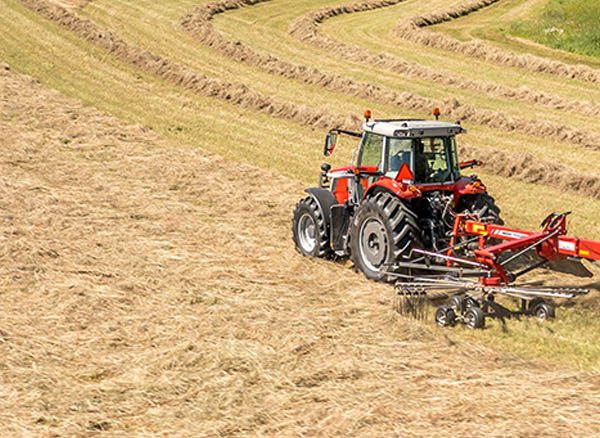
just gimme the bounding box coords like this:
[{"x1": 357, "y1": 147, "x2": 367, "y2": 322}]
[
  {"x1": 459, "y1": 159, "x2": 484, "y2": 170},
  {"x1": 323, "y1": 132, "x2": 338, "y2": 157}
]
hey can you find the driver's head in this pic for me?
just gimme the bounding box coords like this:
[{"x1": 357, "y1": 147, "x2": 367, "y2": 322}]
[{"x1": 428, "y1": 139, "x2": 440, "y2": 152}]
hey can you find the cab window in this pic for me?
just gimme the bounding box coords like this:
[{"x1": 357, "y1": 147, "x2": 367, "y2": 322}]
[
  {"x1": 414, "y1": 137, "x2": 459, "y2": 183},
  {"x1": 385, "y1": 138, "x2": 412, "y2": 177},
  {"x1": 358, "y1": 132, "x2": 383, "y2": 169}
]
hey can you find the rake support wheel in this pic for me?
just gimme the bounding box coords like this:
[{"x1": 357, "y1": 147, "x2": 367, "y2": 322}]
[
  {"x1": 532, "y1": 301, "x2": 555, "y2": 321},
  {"x1": 464, "y1": 306, "x2": 486, "y2": 329},
  {"x1": 435, "y1": 305, "x2": 456, "y2": 327}
]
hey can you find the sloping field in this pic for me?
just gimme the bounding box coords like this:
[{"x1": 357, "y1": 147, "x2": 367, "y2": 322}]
[
  {"x1": 1, "y1": 0, "x2": 600, "y2": 435},
  {"x1": 2, "y1": 52, "x2": 600, "y2": 438}
]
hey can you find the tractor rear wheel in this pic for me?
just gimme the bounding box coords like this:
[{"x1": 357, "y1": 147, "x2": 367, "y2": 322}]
[
  {"x1": 458, "y1": 193, "x2": 504, "y2": 225},
  {"x1": 292, "y1": 196, "x2": 332, "y2": 258},
  {"x1": 350, "y1": 192, "x2": 422, "y2": 282}
]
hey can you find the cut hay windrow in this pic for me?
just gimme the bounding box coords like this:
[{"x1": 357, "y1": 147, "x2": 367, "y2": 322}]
[
  {"x1": 287, "y1": 0, "x2": 600, "y2": 151},
  {"x1": 30, "y1": 0, "x2": 600, "y2": 156},
  {"x1": 395, "y1": 0, "x2": 600, "y2": 84},
  {"x1": 85, "y1": 0, "x2": 600, "y2": 201},
  {"x1": 20, "y1": 0, "x2": 600, "y2": 201},
  {"x1": 458, "y1": 143, "x2": 600, "y2": 199},
  {"x1": 19, "y1": 0, "x2": 360, "y2": 131},
  {"x1": 286, "y1": 0, "x2": 600, "y2": 118}
]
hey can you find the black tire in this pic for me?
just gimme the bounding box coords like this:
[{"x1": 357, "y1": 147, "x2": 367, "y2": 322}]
[
  {"x1": 435, "y1": 305, "x2": 456, "y2": 327},
  {"x1": 464, "y1": 307, "x2": 486, "y2": 329},
  {"x1": 292, "y1": 196, "x2": 332, "y2": 258},
  {"x1": 465, "y1": 296, "x2": 480, "y2": 309},
  {"x1": 533, "y1": 302, "x2": 555, "y2": 321},
  {"x1": 458, "y1": 193, "x2": 504, "y2": 225},
  {"x1": 528, "y1": 298, "x2": 545, "y2": 312},
  {"x1": 448, "y1": 295, "x2": 465, "y2": 314},
  {"x1": 349, "y1": 191, "x2": 422, "y2": 281}
]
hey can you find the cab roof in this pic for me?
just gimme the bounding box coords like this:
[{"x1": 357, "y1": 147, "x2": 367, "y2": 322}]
[{"x1": 363, "y1": 119, "x2": 465, "y2": 138}]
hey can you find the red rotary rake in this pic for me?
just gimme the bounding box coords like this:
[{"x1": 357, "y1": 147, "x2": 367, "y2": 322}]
[{"x1": 390, "y1": 211, "x2": 600, "y2": 328}]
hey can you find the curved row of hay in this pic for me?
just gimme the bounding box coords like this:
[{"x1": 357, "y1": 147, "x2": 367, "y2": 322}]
[
  {"x1": 395, "y1": 0, "x2": 600, "y2": 83},
  {"x1": 22, "y1": 0, "x2": 600, "y2": 200},
  {"x1": 180, "y1": 0, "x2": 600, "y2": 200},
  {"x1": 287, "y1": 0, "x2": 600, "y2": 118},
  {"x1": 20, "y1": 0, "x2": 360, "y2": 131},
  {"x1": 286, "y1": 0, "x2": 600, "y2": 151}
]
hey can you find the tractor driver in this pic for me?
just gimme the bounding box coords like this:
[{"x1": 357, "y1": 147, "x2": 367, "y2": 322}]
[{"x1": 414, "y1": 139, "x2": 432, "y2": 183}]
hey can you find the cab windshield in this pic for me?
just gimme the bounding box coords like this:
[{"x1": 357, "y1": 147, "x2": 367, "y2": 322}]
[{"x1": 386, "y1": 136, "x2": 460, "y2": 183}]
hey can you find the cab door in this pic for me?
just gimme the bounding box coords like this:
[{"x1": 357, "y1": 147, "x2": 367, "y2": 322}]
[{"x1": 356, "y1": 132, "x2": 384, "y2": 196}]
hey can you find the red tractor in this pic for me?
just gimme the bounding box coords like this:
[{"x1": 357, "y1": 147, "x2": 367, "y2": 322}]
[
  {"x1": 292, "y1": 110, "x2": 500, "y2": 281},
  {"x1": 292, "y1": 111, "x2": 600, "y2": 328}
]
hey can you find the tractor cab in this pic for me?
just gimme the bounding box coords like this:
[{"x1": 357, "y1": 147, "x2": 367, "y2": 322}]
[
  {"x1": 322, "y1": 115, "x2": 479, "y2": 206},
  {"x1": 357, "y1": 120, "x2": 463, "y2": 185}
]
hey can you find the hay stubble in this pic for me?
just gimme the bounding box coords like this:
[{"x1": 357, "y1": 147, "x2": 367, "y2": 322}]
[{"x1": 2, "y1": 64, "x2": 600, "y2": 436}]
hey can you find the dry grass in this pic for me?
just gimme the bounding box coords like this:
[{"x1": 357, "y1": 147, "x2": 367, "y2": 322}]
[
  {"x1": 7, "y1": 0, "x2": 600, "y2": 232},
  {"x1": 2, "y1": 60, "x2": 600, "y2": 438},
  {"x1": 2, "y1": 0, "x2": 600, "y2": 434}
]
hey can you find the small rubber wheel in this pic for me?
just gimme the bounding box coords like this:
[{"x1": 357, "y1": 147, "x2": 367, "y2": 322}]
[
  {"x1": 533, "y1": 302, "x2": 555, "y2": 321},
  {"x1": 435, "y1": 305, "x2": 456, "y2": 327},
  {"x1": 465, "y1": 297, "x2": 479, "y2": 309},
  {"x1": 528, "y1": 298, "x2": 545, "y2": 313},
  {"x1": 464, "y1": 307, "x2": 486, "y2": 329},
  {"x1": 448, "y1": 295, "x2": 465, "y2": 313}
]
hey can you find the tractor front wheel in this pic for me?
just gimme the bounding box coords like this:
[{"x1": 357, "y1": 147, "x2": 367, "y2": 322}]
[
  {"x1": 350, "y1": 192, "x2": 422, "y2": 282},
  {"x1": 292, "y1": 196, "x2": 332, "y2": 258}
]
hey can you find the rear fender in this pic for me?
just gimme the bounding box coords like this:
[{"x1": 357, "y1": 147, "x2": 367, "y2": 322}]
[
  {"x1": 304, "y1": 188, "x2": 338, "y2": 228},
  {"x1": 455, "y1": 176, "x2": 487, "y2": 196},
  {"x1": 364, "y1": 178, "x2": 421, "y2": 200}
]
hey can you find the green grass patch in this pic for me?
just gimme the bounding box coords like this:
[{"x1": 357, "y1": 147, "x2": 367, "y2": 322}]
[
  {"x1": 453, "y1": 303, "x2": 600, "y2": 371},
  {"x1": 510, "y1": 0, "x2": 600, "y2": 58}
]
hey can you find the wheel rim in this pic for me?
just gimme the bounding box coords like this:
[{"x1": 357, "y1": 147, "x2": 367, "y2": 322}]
[
  {"x1": 436, "y1": 310, "x2": 447, "y2": 326},
  {"x1": 536, "y1": 307, "x2": 547, "y2": 320},
  {"x1": 465, "y1": 311, "x2": 475, "y2": 328},
  {"x1": 297, "y1": 213, "x2": 317, "y2": 253},
  {"x1": 465, "y1": 298, "x2": 478, "y2": 309},
  {"x1": 449, "y1": 296, "x2": 463, "y2": 312},
  {"x1": 358, "y1": 217, "x2": 388, "y2": 272}
]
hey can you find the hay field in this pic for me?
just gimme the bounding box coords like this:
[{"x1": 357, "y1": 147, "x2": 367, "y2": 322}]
[{"x1": 1, "y1": 0, "x2": 600, "y2": 435}]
